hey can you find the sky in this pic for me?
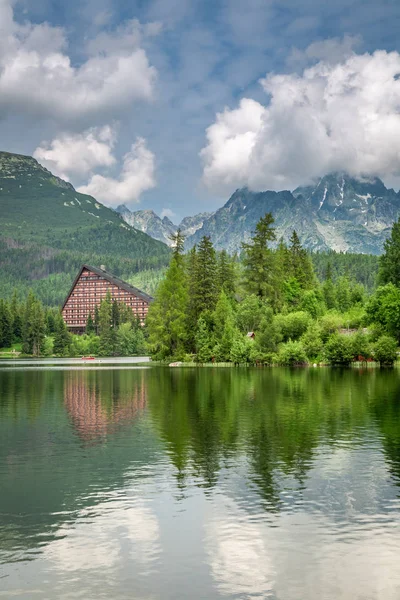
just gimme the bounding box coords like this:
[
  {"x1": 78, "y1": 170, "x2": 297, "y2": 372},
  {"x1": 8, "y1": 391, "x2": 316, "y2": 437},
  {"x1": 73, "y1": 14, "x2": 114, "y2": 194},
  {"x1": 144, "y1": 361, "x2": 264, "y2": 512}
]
[{"x1": 1, "y1": 0, "x2": 400, "y2": 222}]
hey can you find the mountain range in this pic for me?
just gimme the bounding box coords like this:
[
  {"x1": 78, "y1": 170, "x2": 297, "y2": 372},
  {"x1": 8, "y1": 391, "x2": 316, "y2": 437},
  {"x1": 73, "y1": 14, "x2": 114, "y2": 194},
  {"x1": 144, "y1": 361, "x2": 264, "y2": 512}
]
[
  {"x1": 115, "y1": 206, "x2": 212, "y2": 246},
  {"x1": 1, "y1": 149, "x2": 399, "y2": 306},
  {"x1": 117, "y1": 173, "x2": 400, "y2": 255}
]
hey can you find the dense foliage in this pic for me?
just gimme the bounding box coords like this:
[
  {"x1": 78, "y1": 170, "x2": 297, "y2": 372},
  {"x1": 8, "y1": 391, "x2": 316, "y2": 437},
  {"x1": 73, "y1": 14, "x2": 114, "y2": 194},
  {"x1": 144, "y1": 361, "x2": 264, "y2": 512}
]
[
  {"x1": 146, "y1": 214, "x2": 400, "y2": 366},
  {"x1": 0, "y1": 290, "x2": 146, "y2": 358}
]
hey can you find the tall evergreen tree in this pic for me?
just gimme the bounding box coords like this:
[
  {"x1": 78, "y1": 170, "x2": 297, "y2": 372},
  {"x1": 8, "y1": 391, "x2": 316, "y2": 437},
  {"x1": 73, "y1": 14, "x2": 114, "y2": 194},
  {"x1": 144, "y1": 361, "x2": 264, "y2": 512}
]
[
  {"x1": 86, "y1": 313, "x2": 95, "y2": 335},
  {"x1": 94, "y1": 305, "x2": 100, "y2": 335},
  {"x1": 111, "y1": 300, "x2": 120, "y2": 328},
  {"x1": 287, "y1": 230, "x2": 315, "y2": 288},
  {"x1": 379, "y1": 218, "x2": 400, "y2": 286},
  {"x1": 0, "y1": 299, "x2": 13, "y2": 348},
  {"x1": 10, "y1": 290, "x2": 22, "y2": 342},
  {"x1": 170, "y1": 228, "x2": 185, "y2": 260},
  {"x1": 323, "y1": 261, "x2": 336, "y2": 310},
  {"x1": 191, "y1": 235, "x2": 218, "y2": 319},
  {"x1": 53, "y1": 313, "x2": 71, "y2": 356},
  {"x1": 242, "y1": 213, "x2": 276, "y2": 300},
  {"x1": 217, "y1": 250, "x2": 236, "y2": 296},
  {"x1": 147, "y1": 256, "x2": 189, "y2": 360},
  {"x1": 99, "y1": 290, "x2": 116, "y2": 356}
]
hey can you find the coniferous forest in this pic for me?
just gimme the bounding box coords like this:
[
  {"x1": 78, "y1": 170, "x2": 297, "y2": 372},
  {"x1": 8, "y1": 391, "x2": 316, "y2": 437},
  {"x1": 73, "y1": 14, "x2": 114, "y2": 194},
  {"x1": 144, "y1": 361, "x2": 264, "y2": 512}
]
[
  {"x1": 146, "y1": 214, "x2": 400, "y2": 366},
  {"x1": 1, "y1": 213, "x2": 400, "y2": 363}
]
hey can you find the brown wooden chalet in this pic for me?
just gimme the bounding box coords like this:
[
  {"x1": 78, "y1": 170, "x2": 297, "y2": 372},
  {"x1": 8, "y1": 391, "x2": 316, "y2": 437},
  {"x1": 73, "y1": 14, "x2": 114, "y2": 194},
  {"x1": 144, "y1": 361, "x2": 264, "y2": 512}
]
[{"x1": 62, "y1": 264, "x2": 153, "y2": 333}]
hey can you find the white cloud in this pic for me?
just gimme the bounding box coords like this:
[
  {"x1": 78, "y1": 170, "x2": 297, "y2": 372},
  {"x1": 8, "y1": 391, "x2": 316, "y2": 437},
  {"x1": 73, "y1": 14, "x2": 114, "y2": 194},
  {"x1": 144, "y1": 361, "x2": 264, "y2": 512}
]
[
  {"x1": 201, "y1": 49, "x2": 400, "y2": 193},
  {"x1": 0, "y1": 0, "x2": 156, "y2": 125},
  {"x1": 33, "y1": 126, "x2": 117, "y2": 179},
  {"x1": 78, "y1": 137, "x2": 156, "y2": 206},
  {"x1": 160, "y1": 208, "x2": 176, "y2": 219}
]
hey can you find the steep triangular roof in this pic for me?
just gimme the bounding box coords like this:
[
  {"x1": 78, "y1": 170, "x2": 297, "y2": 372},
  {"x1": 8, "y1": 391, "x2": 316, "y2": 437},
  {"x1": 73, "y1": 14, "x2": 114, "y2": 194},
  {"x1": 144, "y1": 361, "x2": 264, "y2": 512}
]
[{"x1": 62, "y1": 264, "x2": 153, "y2": 310}]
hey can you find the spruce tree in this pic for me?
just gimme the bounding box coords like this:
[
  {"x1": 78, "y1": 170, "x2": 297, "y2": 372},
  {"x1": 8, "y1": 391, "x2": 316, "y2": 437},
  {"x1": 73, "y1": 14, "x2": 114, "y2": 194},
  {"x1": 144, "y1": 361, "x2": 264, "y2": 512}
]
[
  {"x1": 242, "y1": 213, "x2": 276, "y2": 300},
  {"x1": 111, "y1": 300, "x2": 120, "y2": 328},
  {"x1": 53, "y1": 313, "x2": 71, "y2": 356},
  {"x1": 287, "y1": 230, "x2": 315, "y2": 289},
  {"x1": 94, "y1": 305, "x2": 100, "y2": 335},
  {"x1": 147, "y1": 257, "x2": 189, "y2": 360},
  {"x1": 323, "y1": 261, "x2": 336, "y2": 309},
  {"x1": 170, "y1": 228, "x2": 185, "y2": 260},
  {"x1": 10, "y1": 290, "x2": 22, "y2": 342},
  {"x1": 217, "y1": 250, "x2": 236, "y2": 296},
  {"x1": 29, "y1": 301, "x2": 46, "y2": 356},
  {"x1": 0, "y1": 300, "x2": 13, "y2": 348},
  {"x1": 379, "y1": 218, "x2": 400, "y2": 286},
  {"x1": 195, "y1": 316, "x2": 214, "y2": 363},
  {"x1": 191, "y1": 236, "x2": 218, "y2": 318},
  {"x1": 86, "y1": 313, "x2": 96, "y2": 335},
  {"x1": 99, "y1": 291, "x2": 116, "y2": 356}
]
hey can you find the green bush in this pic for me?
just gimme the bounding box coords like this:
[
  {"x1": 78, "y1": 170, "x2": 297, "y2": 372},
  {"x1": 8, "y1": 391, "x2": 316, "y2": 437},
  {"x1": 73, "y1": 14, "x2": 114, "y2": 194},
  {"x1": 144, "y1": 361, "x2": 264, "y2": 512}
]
[
  {"x1": 319, "y1": 312, "x2": 343, "y2": 342},
  {"x1": 274, "y1": 311, "x2": 310, "y2": 342},
  {"x1": 324, "y1": 333, "x2": 353, "y2": 366},
  {"x1": 300, "y1": 289, "x2": 325, "y2": 319},
  {"x1": 277, "y1": 340, "x2": 308, "y2": 366},
  {"x1": 300, "y1": 323, "x2": 324, "y2": 361},
  {"x1": 373, "y1": 335, "x2": 398, "y2": 366},
  {"x1": 350, "y1": 330, "x2": 371, "y2": 361}
]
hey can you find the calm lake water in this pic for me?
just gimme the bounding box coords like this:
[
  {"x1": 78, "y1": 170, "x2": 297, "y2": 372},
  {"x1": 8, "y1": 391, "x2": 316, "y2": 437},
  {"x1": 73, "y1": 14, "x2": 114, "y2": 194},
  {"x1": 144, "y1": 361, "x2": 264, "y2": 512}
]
[{"x1": 1, "y1": 366, "x2": 400, "y2": 599}]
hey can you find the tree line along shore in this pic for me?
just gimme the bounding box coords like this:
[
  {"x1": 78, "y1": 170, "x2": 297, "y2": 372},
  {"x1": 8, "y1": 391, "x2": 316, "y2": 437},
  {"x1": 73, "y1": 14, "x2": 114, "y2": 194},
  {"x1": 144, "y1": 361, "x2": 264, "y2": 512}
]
[{"x1": 1, "y1": 213, "x2": 400, "y2": 365}]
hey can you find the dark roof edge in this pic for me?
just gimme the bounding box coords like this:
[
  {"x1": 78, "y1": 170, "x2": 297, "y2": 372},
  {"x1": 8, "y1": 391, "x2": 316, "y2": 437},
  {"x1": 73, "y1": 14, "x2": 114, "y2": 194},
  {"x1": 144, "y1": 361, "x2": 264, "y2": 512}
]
[{"x1": 61, "y1": 264, "x2": 154, "y2": 311}]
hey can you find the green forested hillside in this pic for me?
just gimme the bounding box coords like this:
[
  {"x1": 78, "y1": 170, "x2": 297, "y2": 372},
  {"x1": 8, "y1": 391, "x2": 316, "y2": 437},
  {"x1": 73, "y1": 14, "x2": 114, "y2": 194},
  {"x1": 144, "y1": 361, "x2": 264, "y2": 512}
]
[{"x1": 0, "y1": 152, "x2": 171, "y2": 304}]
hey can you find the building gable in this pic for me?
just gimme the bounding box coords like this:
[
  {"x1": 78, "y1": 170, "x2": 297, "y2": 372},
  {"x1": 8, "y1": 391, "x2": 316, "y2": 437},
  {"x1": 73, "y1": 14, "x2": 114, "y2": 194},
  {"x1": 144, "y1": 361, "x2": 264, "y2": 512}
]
[{"x1": 62, "y1": 264, "x2": 153, "y2": 331}]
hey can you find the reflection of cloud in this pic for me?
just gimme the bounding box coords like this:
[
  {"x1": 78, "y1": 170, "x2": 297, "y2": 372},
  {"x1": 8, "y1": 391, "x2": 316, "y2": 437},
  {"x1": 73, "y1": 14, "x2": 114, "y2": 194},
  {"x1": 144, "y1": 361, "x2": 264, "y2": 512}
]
[
  {"x1": 46, "y1": 501, "x2": 160, "y2": 574},
  {"x1": 205, "y1": 497, "x2": 275, "y2": 597},
  {"x1": 64, "y1": 372, "x2": 147, "y2": 444}
]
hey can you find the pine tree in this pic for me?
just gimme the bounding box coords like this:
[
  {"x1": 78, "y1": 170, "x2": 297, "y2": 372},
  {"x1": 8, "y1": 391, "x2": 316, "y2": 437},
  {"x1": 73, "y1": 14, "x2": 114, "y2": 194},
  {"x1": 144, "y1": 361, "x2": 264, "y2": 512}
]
[
  {"x1": 29, "y1": 301, "x2": 46, "y2": 356},
  {"x1": 111, "y1": 300, "x2": 120, "y2": 328},
  {"x1": 0, "y1": 299, "x2": 13, "y2": 348},
  {"x1": 147, "y1": 257, "x2": 189, "y2": 360},
  {"x1": 86, "y1": 313, "x2": 95, "y2": 335},
  {"x1": 195, "y1": 316, "x2": 214, "y2": 363},
  {"x1": 214, "y1": 290, "x2": 234, "y2": 340},
  {"x1": 10, "y1": 290, "x2": 22, "y2": 342},
  {"x1": 170, "y1": 228, "x2": 185, "y2": 260},
  {"x1": 287, "y1": 230, "x2": 315, "y2": 289},
  {"x1": 99, "y1": 291, "x2": 116, "y2": 356},
  {"x1": 242, "y1": 213, "x2": 276, "y2": 300},
  {"x1": 191, "y1": 236, "x2": 218, "y2": 318},
  {"x1": 53, "y1": 313, "x2": 71, "y2": 356},
  {"x1": 217, "y1": 250, "x2": 236, "y2": 296},
  {"x1": 22, "y1": 291, "x2": 37, "y2": 354},
  {"x1": 323, "y1": 261, "x2": 336, "y2": 310},
  {"x1": 379, "y1": 218, "x2": 400, "y2": 286},
  {"x1": 94, "y1": 305, "x2": 100, "y2": 335}
]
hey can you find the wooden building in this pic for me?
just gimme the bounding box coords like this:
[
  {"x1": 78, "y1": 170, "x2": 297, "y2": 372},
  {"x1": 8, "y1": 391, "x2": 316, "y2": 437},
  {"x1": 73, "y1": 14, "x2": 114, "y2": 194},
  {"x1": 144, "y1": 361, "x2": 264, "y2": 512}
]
[{"x1": 62, "y1": 264, "x2": 153, "y2": 333}]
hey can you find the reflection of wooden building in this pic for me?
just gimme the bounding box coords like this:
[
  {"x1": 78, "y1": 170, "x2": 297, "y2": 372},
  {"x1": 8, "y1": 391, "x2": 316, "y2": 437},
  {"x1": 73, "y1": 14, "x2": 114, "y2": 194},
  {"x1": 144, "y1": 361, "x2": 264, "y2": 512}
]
[
  {"x1": 64, "y1": 371, "x2": 147, "y2": 444},
  {"x1": 62, "y1": 264, "x2": 153, "y2": 333}
]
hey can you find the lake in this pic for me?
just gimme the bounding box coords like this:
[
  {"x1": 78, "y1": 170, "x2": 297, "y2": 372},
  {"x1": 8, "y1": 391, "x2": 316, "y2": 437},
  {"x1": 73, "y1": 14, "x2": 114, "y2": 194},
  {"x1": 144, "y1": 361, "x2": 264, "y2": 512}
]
[{"x1": 1, "y1": 365, "x2": 400, "y2": 599}]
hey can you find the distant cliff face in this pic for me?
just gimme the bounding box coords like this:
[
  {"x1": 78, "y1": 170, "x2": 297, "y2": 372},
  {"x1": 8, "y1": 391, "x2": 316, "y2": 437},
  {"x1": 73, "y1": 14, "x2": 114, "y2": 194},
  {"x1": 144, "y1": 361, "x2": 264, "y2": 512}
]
[
  {"x1": 116, "y1": 206, "x2": 213, "y2": 246},
  {"x1": 185, "y1": 174, "x2": 400, "y2": 254}
]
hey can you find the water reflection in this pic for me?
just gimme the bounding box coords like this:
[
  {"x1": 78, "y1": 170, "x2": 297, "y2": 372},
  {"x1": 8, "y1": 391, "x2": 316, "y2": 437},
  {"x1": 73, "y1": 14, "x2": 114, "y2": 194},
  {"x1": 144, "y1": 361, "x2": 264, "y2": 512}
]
[
  {"x1": 1, "y1": 367, "x2": 400, "y2": 599},
  {"x1": 64, "y1": 371, "x2": 147, "y2": 444}
]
